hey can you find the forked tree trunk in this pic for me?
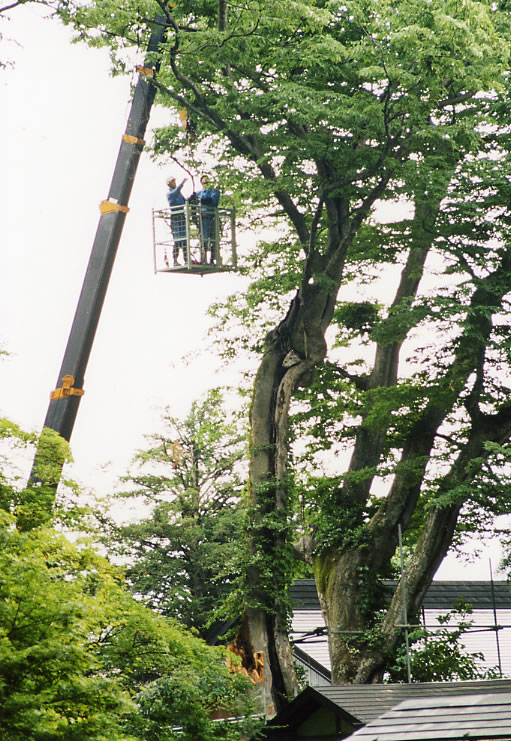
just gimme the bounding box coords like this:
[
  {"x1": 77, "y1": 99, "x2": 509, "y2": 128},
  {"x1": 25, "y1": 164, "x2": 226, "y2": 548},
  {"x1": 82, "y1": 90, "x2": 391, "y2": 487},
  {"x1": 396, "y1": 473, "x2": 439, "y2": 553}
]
[
  {"x1": 313, "y1": 245, "x2": 511, "y2": 685},
  {"x1": 238, "y1": 181, "x2": 511, "y2": 700}
]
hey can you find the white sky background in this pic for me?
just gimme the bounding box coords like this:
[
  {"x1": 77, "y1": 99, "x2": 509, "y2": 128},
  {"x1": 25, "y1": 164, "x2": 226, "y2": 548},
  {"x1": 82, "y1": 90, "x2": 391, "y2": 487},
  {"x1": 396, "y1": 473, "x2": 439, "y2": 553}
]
[
  {"x1": 0, "y1": 5, "x2": 247, "y2": 491},
  {"x1": 0, "y1": 5, "x2": 508, "y2": 580}
]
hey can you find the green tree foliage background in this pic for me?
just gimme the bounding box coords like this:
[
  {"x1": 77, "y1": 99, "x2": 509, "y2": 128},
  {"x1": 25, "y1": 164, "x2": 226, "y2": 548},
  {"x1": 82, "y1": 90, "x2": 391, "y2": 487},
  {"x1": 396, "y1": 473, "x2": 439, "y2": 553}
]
[
  {"x1": 0, "y1": 418, "x2": 261, "y2": 740},
  {"x1": 100, "y1": 389, "x2": 247, "y2": 639}
]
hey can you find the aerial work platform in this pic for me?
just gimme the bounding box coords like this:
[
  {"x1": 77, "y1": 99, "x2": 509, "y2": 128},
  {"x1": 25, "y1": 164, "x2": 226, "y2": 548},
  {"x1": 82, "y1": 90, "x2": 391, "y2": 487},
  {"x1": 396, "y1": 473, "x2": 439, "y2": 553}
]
[{"x1": 152, "y1": 203, "x2": 237, "y2": 276}]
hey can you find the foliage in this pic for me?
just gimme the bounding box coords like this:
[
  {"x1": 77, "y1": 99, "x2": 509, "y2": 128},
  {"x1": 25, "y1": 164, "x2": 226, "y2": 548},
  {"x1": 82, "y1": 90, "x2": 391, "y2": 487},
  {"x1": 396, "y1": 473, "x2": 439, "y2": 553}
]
[
  {"x1": 0, "y1": 418, "x2": 81, "y2": 531},
  {"x1": 0, "y1": 511, "x2": 133, "y2": 739},
  {"x1": 387, "y1": 604, "x2": 503, "y2": 683},
  {"x1": 132, "y1": 662, "x2": 261, "y2": 741},
  {"x1": 0, "y1": 418, "x2": 261, "y2": 739},
  {"x1": 101, "y1": 389, "x2": 247, "y2": 639}
]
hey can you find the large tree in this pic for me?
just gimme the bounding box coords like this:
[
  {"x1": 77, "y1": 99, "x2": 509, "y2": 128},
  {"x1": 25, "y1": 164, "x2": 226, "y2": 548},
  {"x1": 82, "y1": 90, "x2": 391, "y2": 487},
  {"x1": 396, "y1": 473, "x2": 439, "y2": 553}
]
[{"x1": 25, "y1": 0, "x2": 511, "y2": 713}]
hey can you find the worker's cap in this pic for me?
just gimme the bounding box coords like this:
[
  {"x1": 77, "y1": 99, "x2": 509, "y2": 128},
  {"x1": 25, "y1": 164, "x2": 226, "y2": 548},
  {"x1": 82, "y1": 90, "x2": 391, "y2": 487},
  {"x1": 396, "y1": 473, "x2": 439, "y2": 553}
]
[{"x1": 166, "y1": 175, "x2": 177, "y2": 186}]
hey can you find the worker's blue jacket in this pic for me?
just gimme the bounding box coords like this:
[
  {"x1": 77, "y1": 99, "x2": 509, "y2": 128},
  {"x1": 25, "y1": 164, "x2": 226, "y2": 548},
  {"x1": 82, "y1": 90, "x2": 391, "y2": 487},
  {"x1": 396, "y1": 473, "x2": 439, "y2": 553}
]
[
  {"x1": 196, "y1": 188, "x2": 220, "y2": 212},
  {"x1": 167, "y1": 181, "x2": 186, "y2": 207}
]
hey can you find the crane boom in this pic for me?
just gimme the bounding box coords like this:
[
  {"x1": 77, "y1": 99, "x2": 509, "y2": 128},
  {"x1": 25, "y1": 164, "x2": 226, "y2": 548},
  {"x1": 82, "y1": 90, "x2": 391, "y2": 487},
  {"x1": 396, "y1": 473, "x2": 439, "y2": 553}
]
[{"x1": 33, "y1": 17, "x2": 166, "y2": 469}]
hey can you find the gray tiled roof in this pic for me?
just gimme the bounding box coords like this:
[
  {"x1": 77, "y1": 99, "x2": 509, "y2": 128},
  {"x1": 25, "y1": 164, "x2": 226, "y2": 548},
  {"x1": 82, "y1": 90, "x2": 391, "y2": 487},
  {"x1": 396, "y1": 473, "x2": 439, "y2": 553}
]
[
  {"x1": 348, "y1": 691, "x2": 511, "y2": 740},
  {"x1": 290, "y1": 579, "x2": 511, "y2": 611},
  {"x1": 313, "y1": 680, "x2": 511, "y2": 725}
]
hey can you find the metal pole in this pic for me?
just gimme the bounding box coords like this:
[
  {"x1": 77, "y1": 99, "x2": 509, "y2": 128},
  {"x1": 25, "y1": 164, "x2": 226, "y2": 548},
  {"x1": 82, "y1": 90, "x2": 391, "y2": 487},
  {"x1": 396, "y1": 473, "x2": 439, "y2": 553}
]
[
  {"x1": 398, "y1": 524, "x2": 412, "y2": 683},
  {"x1": 32, "y1": 17, "x2": 167, "y2": 468},
  {"x1": 185, "y1": 202, "x2": 191, "y2": 269},
  {"x1": 231, "y1": 207, "x2": 236, "y2": 268},
  {"x1": 152, "y1": 208, "x2": 158, "y2": 274},
  {"x1": 489, "y1": 559, "x2": 503, "y2": 677}
]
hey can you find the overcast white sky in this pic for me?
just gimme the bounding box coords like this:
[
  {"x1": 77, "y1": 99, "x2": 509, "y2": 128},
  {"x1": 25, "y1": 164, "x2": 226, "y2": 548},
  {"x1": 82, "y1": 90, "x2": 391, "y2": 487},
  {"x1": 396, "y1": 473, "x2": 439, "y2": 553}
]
[
  {"x1": 1, "y1": 5, "x2": 507, "y2": 579},
  {"x1": 1, "y1": 5, "x2": 247, "y2": 491}
]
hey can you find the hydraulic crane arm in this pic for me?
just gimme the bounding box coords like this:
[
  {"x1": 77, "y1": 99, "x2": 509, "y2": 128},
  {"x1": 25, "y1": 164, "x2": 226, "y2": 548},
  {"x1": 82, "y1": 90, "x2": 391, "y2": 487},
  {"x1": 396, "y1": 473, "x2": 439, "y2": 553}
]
[{"x1": 31, "y1": 16, "x2": 167, "y2": 480}]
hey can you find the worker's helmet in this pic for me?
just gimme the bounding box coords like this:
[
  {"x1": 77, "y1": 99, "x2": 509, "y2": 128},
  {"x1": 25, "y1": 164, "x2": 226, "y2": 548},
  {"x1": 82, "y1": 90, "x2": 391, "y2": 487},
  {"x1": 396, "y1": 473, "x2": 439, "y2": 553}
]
[{"x1": 166, "y1": 175, "x2": 176, "y2": 187}]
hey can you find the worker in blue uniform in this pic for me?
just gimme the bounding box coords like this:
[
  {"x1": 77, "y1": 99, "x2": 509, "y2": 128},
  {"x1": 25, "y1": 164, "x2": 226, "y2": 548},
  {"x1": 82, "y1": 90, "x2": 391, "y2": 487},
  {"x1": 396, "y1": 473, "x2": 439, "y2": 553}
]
[
  {"x1": 196, "y1": 175, "x2": 220, "y2": 264},
  {"x1": 166, "y1": 175, "x2": 187, "y2": 265}
]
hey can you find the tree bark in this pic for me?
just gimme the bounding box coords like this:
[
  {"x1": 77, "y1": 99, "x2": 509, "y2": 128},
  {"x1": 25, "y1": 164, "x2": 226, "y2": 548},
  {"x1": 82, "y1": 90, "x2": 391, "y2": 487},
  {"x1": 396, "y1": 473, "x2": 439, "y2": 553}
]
[{"x1": 241, "y1": 281, "x2": 342, "y2": 712}]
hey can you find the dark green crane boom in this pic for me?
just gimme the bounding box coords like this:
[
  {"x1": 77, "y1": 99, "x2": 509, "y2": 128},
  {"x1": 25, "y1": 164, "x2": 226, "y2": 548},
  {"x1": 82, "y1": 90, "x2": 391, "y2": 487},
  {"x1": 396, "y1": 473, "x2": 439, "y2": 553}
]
[{"x1": 30, "y1": 16, "x2": 167, "y2": 486}]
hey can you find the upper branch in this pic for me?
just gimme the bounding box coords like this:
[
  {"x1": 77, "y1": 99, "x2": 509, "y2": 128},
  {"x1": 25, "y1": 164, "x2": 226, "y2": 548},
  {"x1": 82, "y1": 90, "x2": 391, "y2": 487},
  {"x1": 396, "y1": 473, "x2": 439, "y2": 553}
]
[
  {"x1": 370, "y1": 247, "x2": 511, "y2": 539},
  {"x1": 340, "y1": 190, "x2": 446, "y2": 506},
  {"x1": 159, "y1": 22, "x2": 311, "y2": 245}
]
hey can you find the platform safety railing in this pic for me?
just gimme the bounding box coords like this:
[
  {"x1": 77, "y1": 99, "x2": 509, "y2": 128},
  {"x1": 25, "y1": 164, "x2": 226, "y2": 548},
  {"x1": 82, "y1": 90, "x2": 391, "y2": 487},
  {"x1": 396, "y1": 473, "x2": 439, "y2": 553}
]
[{"x1": 152, "y1": 203, "x2": 237, "y2": 276}]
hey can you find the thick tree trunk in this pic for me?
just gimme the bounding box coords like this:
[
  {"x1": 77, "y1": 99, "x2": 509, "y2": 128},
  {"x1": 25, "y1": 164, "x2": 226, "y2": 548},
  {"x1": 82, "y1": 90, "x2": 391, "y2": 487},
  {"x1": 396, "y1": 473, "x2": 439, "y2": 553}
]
[
  {"x1": 239, "y1": 277, "x2": 343, "y2": 713},
  {"x1": 234, "y1": 160, "x2": 391, "y2": 709}
]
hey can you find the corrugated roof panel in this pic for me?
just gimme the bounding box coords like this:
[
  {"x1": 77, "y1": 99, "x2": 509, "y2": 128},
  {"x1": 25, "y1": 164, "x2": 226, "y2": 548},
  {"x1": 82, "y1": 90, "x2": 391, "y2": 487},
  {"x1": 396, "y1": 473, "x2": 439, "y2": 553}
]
[
  {"x1": 356, "y1": 731, "x2": 511, "y2": 741},
  {"x1": 293, "y1": 645, "x2": 331, "y2": 686},
  {"x1": 421, "y1": 582, "x2": 511, "y2": 610},
  {"x1": 374, "y1": 717, "x2": 511, "y2": 731},
  {"x1": 423, "y1": 608, "x2": 511, "y2": 676},
  {"x1": 291, "y1": 608, "x2": 331, "y2": 671},
  {"x1": 314, "y1": 680, "x2": 511, "y2": 725},
  {"x1": 348, "y1": 692, "x2": 511, "y2": 740},
  {"x1": 391, "y1": 707, "x2": 511, "y2": 719},
  {"x1": 401, "y1": 693, "x2": 511, "y2": 708}
]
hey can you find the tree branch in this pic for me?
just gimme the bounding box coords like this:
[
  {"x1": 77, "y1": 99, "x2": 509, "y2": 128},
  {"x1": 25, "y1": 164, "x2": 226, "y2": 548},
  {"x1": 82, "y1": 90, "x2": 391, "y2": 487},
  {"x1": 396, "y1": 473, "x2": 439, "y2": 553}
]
[
  {"x1": 341, "y1": 189, "x2": 446, "y2": 506},
  {"x1": 369, "y1": 248, "x2": 511, "y2": 545}
]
